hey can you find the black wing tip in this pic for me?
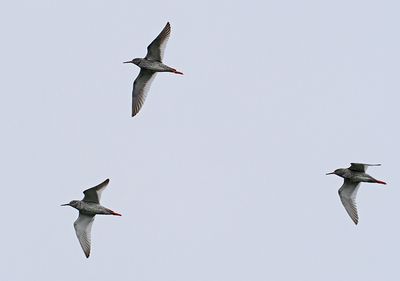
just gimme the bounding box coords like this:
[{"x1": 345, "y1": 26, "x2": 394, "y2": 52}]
[
  {"x1": 164, "y1": 22, "x2": 171, "y2": 33},
  {"x1": 132, "y1": 107, "x2": 140, "y2": 117},
  {"x1": 350, "y1": 162, "x2": 381, "y2": 166},
  {"x1": 97, "y1": 178, "x2": 110, "y2": 186}
]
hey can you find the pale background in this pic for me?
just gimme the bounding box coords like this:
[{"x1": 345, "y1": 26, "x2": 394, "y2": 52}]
[{"x1": 0, "y1": 1, "x2": 399, "y2": 280}]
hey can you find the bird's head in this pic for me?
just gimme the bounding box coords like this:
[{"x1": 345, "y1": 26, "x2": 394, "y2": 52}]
[
  {"x1": 326, "y1": 168, "x2": 346, "y2": 177},
  {"x1": 61, "y1": 200, "x2": 80, "y2": 208},
  {"x1": 123, "y1": 58, "x2": 141, "y2": 65}
]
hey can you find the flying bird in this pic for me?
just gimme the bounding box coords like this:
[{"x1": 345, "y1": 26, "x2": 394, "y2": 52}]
[
  {"x1": 61, "y1": 179, "x2": 121, "y2": 258},
  {"x1": 124, "y1": 22, "x2": 183, "y2": 117},
  {"x1": 326, "y1": 163, "x2": 386, "y2": 225}
]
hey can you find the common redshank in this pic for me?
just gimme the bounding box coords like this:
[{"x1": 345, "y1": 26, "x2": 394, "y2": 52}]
[
  {"x1": 326, "y1": 163, "x2": 386, "y2": 225},
  {"x1": 124, "y1": 22, "x2": 183, "y2": 117},
  {"x1": 61, "y1": 179, "x2": 121, "y2": 258}
]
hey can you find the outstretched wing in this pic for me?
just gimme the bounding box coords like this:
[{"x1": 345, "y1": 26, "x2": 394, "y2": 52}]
[
  {"x1": 131, "y1": 69, "x2": 157, "y2": 117},
  {"x1": 74, "y1": 214, "x2": 95, "y2": 258},
  {"x1": 145, "y1": 22, "x2": 171, "y2": 62},
  {"x1": 338, "y1": 179, "x2": 360, "y2": 225},
  {"x1": 82, "y1": 179, "x2": 110, "y2": 204},
  {"x1": 349, "y1": 163, "x2": 381, "y2": 173}
]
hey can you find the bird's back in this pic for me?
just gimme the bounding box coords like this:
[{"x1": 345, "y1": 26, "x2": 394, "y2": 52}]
[
  {"x1": 139, "y1": 59, "x2": 173, "y2": 72},
  {"x1": 76, "y1": 201, "x2": 112, "y2": 216},
  {"x1": 344, "y1": 169, "x2": 377, "y2": 183}
]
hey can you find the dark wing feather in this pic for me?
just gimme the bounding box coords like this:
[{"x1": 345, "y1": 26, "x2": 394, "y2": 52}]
[
  {"x1": 338, "y1": 179, "x2": 360, "y2": 225},
  {"x1": 132, "y1": 69, "x2": 156, "y2": 117},
  {"x1": 145, "y1": 22, "x2": 171, "y2": 62},
  {"x1": 82, "y1": 179, "x2": 110, "y2": 204},
  {"x1": 74, "y1": 214, "x2": 95, "y2": 258},
  {"x1": 349, "y1": 163, "x2": 381, "y2": 172}
]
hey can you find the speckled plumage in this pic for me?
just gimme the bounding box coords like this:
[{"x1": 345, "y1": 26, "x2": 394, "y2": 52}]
[
  {"x1": 326, "y1": 163, "x2": 386, "y2": 225},
  {"x1": 62, "y1": 179, "x2": 121, "y2": 258},
  {"x1": 124, "y1": 22, "x2": 183, "y2": 117}
]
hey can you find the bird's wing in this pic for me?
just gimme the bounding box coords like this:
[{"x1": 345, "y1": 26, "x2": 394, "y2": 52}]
[
  {"x1": 145, "y1": 22, "x2": 171, "y2": 62},
  {"x1": 338, "y1": 179, "x2": 361, "y2": 225},
  {"x1": 132, "y1": 69, "x2": 157, "y2": 117},
  {"x1": 349, "y1": 163, "x2": 381, "y2": 173},
  {"x1": 74, "y1": 214, "x2": 95, "y2": 258},
  {"x1": 82, "y1": 179, "x2": 110, "y2": 204}
]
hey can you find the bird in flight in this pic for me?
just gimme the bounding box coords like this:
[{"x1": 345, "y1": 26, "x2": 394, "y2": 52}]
[
  {"x1": 61, "y1": 179, "x2": 121, "y2": 258},
  {"x1": 124, "y1": 22, "x2": 183, "y2": 117},
  {"x1": 326, "y1": 163, "x2": 386, "y2": 225}
]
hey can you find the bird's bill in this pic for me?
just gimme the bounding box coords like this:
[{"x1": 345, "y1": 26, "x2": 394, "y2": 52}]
[
  {"x1": 326, "y1": 172, "x2": 335, "y2": 175},
  {"x1": 123, "y1": 60, "x2": 133, "y2": 64},
  {"x1": 60, "y1": 203, "x2": 70, "y2": 206}
]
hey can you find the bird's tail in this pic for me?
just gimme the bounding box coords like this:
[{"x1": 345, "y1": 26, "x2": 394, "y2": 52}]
[{"x1": 375, "y1": 179, "x2": 387, "y2": 185}]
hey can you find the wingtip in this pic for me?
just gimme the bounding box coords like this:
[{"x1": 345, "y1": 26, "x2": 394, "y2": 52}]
[{"x1": 172, "y1": 69, "x2": 183, "y2": 75}]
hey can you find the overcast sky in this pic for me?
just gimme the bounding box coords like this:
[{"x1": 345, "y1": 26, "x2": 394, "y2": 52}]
[{"x1": 0, "y1": 1, "x2": 399, "y2": 280}]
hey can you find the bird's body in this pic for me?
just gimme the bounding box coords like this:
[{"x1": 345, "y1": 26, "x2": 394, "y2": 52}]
[
  {"x1": 62, "y1": 179, "x2": 121, "y2": 258},
  {"x1": 135, "y1": 58, "x2": 180, "y2": 73},
  {"x1": 332, "y1": 168, "x2": 384, "y2": 183},
  {"x1": 124, "y1": 22, "x2": 183, "y2": 117},
  {"x1": 326, "y1": 163, "x2": 386, "y2": 225},
  {"x1": 68, "y1": 200, "x2": 121, "y2": 216}
]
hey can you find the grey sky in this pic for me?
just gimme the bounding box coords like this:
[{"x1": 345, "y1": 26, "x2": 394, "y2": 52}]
[{"x1": 0, "y1": 0, "x2": 399, "y2": 280}]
